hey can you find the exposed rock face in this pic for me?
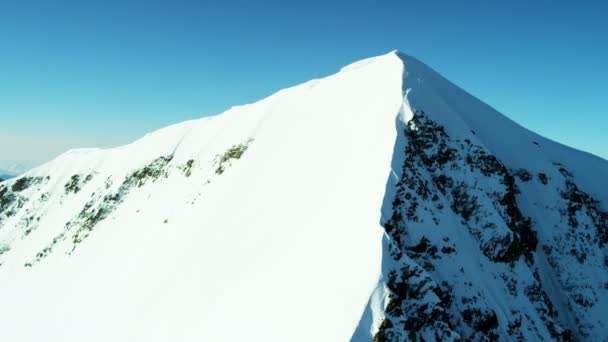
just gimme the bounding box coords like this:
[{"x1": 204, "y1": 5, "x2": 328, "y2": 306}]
[{"x1": 373, "y1": 110, "x2": 606, "y2": 341}]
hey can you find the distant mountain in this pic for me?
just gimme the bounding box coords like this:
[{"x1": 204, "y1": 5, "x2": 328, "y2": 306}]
[
  {"x1": 1, "y1": 52, "x2": 607, "y2": 341},
  {"x1": 0, "y1": 173, "x2": 14, "y2": 181},
  {"x1": 0, "y1": 163, "x2": 33, "y2": 180}
]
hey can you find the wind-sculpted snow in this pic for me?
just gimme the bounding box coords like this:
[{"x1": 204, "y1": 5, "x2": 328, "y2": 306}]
[{"x1": 0, "y1": 51, "x2": 607, "y2": 341}]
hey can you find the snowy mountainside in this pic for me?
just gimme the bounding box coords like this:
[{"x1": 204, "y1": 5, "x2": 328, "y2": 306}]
[
  {"x1": 0, "y1": 54, "x2": 402, "y2": 341},
  {"x1": 1, "y1": 52, "x2": 607, "y2": 341}
]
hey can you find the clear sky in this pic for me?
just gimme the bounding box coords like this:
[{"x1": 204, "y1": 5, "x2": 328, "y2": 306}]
[{"x1": 1, "y1": 0, "x2": 606, "y2": 167}]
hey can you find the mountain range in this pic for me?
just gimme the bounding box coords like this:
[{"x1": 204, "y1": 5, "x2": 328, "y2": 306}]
[{"x1": 0, "y1": 163, "x2": 34, "y2": 180}]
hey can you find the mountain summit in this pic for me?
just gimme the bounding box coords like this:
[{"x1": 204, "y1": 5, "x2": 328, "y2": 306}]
[{"x1": 1, "y1": 52, "x2": 607, "y2": 341}]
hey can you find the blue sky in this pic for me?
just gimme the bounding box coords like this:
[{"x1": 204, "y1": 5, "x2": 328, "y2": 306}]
[{"x1": 1, "y1": 0, "x2": 606, "y2": 166}]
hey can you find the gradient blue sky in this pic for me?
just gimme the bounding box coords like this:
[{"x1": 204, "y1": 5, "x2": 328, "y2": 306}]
[{"x1": 1, "y1": 0, "x2": 606, "y2": 166}]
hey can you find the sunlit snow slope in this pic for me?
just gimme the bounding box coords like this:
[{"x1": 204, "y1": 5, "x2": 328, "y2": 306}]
[{"x1": 1, "y1": 52, "x2": 607, "y2": 341}]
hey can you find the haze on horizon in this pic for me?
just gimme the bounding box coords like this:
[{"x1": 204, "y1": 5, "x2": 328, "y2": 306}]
[{"x1": 1, "y1": 0, "x2": 606, "y2": 170}]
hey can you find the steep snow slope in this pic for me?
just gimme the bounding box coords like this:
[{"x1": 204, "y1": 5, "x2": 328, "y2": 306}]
[
  {"x1": 0, "y1": 53, "x2": 404, "y2": 341},
  {"x1": 1, "y1": 52, "x2": 607, "y2": 341}
]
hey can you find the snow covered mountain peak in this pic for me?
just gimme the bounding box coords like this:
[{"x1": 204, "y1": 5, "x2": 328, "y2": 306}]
[
  {"x1": 1, "y1": 53, "x2": 607, "y2": 341},
  {"x1": 338, "y1": 50, "x2": 401, "y2": 72}
]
